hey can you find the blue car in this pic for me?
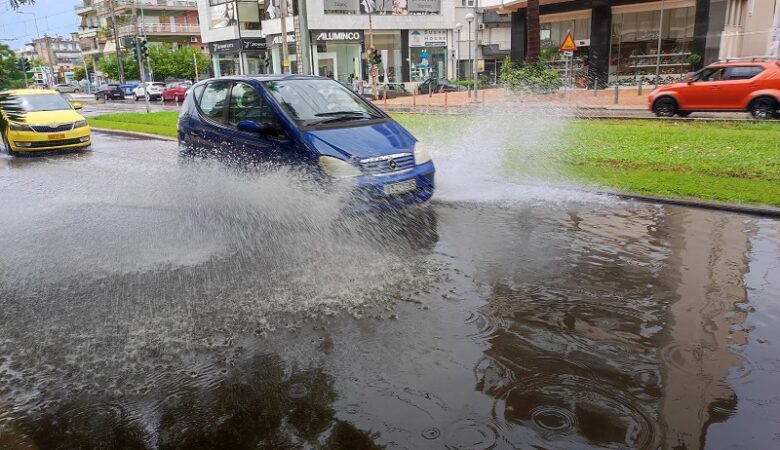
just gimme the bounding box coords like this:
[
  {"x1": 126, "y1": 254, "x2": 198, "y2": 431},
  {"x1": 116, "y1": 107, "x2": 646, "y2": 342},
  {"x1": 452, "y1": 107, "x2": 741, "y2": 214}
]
[
  {"x1": 119, "y1": 83, "x2": 139, "y2": 97},
  {"x1": 177, "y1": 75, "x2": 435, "y2": 210}
]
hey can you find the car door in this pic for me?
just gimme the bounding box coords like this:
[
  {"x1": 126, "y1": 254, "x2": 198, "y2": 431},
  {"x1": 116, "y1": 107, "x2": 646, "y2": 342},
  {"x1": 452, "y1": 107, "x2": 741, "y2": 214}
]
[
  {"x1": 226, "y1": 81, "x2": 290, "y2": 164},
  {"x1": 190, "y1": 81, "x2": 232, "y2": 155},
  {"x1": 680, "y1": 67, "x2": 726, "y2": 110},
  {"x1": 720, "y1": 66, "x2": 765, "y2": 110}
]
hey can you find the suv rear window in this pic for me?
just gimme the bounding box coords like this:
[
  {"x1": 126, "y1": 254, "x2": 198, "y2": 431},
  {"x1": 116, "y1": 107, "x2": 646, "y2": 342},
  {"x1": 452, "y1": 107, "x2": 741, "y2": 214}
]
[{"x1": 725, "y1": 66, "x2": 763, "y2": 80}]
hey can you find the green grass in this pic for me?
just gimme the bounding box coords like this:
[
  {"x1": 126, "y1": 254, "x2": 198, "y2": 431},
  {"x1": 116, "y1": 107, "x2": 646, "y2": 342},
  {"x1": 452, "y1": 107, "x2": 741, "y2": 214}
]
[
  {"x1": 88, "y1": 112, "x2": 179, "y2": 138},
  {"x1": 88, "y1": 111, "x2": 780, "y2": 207}
]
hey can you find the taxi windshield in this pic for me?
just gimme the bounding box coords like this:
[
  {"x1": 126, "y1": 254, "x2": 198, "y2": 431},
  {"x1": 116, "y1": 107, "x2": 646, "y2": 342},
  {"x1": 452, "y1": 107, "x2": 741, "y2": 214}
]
[{"x1": 18, "y1": 94, "x2": 73, "y2": 112}]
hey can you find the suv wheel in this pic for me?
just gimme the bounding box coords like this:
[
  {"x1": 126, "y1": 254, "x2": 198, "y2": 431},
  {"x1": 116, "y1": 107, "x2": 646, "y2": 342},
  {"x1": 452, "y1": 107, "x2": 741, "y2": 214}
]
[
  {"x1": 653, "y1": 97, "x2": 678, "y2": 117},
  {"x1": 749, "y1": 97, "x2": 779, "y2": 120}
]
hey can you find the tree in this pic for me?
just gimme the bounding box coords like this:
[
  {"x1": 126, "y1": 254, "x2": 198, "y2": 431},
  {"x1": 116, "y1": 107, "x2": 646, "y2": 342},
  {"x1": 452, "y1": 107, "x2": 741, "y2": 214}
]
[
  {"x1": 0, "y1": 44, "x2": 24, "y2": 90},
  {"x1": 526, "y1": 0, "x2": 541, "y2": 62},
  {"x1": 8, "y1": 0, "x2": 35, "y2": 9},
  {"x1": 73, "y1": 66, "x2": 86, "y2": 82},
  {"x1": 98, "y1": 53, "x2": 138, "y2": 82},
  {"x1": 149, "y1": 45, "x2": 209, "y2": 81}
]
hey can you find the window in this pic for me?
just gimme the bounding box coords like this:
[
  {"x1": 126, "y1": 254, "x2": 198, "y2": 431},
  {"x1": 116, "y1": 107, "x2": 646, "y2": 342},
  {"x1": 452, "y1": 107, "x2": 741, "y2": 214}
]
[
  {"x1": 198, "y1": 82, "x2": 230, "y2": 122},
  {"x1": 696, "y1": 67, "x2": 726, "y2": 82},
  {"x1": 227, "y1": 83, "x2": 263, "y2": 125},
  {"x1": 264, "y1": 79, "x2": 377, "y2": 125},
  {"x1": 724, "y1": 66, "x2": 763, "y2": 80},
  {"x1": 462, "y1": 0, "x2": 475, "y2": 5}
]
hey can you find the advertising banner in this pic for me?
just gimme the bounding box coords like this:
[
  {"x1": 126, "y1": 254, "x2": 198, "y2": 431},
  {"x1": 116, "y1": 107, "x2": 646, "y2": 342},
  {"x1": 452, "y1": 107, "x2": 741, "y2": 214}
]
[{"x1": 209, "y1": 2, "x2": 237, "y2": 29}]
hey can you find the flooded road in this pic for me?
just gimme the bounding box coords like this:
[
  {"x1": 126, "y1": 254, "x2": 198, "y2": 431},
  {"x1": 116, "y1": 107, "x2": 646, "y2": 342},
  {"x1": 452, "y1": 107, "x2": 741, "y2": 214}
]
[{"x1": 1, "y1": 134, "x2": 779, "y2": 449}]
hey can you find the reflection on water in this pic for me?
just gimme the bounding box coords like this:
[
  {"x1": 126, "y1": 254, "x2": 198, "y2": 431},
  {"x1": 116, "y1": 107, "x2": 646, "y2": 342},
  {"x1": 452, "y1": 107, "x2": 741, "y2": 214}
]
[{"x1": 1, "y1": 139, "x2": 779, "y2": 448}]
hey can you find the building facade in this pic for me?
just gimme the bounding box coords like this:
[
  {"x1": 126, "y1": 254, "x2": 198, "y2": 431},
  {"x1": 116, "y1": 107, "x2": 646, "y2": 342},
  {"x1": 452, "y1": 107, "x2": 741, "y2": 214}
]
[
  {"x1": 75, "y1": 0, "x2": 204, "y2": 77},
  {"x1": 21, "y1": 34, "x2": 85, "y2": 85}
]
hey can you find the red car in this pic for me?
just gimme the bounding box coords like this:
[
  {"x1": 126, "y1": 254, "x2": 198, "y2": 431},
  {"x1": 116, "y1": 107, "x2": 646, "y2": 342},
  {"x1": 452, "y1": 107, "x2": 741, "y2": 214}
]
[
  {"x1": 161, "y1": 81, "x2": 192, "y2": 102},
  {"x1": 648, "y1": 58, "x2": 780, "y2": 119}
]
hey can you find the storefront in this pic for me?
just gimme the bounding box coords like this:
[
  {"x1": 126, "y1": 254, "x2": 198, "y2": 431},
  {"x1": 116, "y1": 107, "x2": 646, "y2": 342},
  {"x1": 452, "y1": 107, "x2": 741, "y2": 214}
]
[
  {"x1": 266, "y1": 32, "x2": 298, "y2": 74},
  {"x1": 241, "y1": 38, "x2": 269, "y2": 74},
  {"x1": 609, "y1": 2, "x2": 697, "y2": 85},
  {"x1": 310, "y1": 29, "x2": 364, "y2": 83},
  {"x1": 209, "y1": 39, "x2": 242, "y2": 77},
  {"x1": 369, "y1": 30, "x2": 403, "y2": 83},
  {"x1": 408, "y1": 29, "x2": 448, "y2": 82}
]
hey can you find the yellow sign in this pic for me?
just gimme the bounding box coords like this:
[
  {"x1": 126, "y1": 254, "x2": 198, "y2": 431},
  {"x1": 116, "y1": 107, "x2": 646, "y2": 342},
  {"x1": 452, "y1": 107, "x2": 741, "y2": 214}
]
[
  {"x1": 559, "y1": 31, "x2": 578, "y2": 52},
  {"x1": 283, "y1": 60, "x2": 291, "y2": 67}
]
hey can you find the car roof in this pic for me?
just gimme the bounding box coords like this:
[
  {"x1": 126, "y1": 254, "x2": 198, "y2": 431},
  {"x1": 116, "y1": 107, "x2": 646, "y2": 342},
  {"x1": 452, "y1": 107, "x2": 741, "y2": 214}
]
[
  {"x1": 3, "y1": 89, "x2": 60, "y2": 96},
  {"x1": 710, "y1": 59, "x2": 780, "y2": 67},
  {"x1": 197, "y1": 74, "x2": 329, "y2": 85}
]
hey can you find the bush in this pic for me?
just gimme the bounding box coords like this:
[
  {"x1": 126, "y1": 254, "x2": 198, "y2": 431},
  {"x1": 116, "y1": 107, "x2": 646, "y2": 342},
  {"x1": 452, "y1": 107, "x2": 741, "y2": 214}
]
[
  {"x1": 499, "y1": 56, "x2": 562, "y2": 94},
  {"x1": 452, "y1": 78, "x2": 488, "y2": 89}
]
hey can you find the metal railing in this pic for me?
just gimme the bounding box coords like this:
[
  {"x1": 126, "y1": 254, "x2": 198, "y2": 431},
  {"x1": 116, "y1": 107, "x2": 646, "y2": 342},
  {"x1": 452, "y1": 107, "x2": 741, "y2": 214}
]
[{"x1": 117, "y1": 23, "x2": 200, "y2": 35}]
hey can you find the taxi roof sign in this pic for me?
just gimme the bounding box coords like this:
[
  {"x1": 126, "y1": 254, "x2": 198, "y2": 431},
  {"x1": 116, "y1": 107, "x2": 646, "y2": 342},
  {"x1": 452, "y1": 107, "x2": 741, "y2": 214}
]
[{"x1": 559, "y1": 31, "x2": 578, "y2": 52}]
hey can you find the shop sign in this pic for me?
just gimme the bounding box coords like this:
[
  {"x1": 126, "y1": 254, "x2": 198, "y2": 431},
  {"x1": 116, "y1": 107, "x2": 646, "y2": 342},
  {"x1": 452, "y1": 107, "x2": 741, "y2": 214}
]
[
  {"x1": 267, "y1": 33, "x2": 297, "y2": 46},
  {"x1": 312, "y1": 30, "x2": 364, "y2": 43},
  {"x1": 209, "y1": 39, "x2": 240, "y2": 54},
  {"x1": 408, "y1": 0, "x2": 440, "y2": 13},
  {"x1": 324, "y1": 0, "x2": 440, "y2": 15},
  {"x1": 409, "y1": 29, "x2": 447, "y2": 48},
  {"x1": 242, "y1": 38, "x2": 266, "y2": 51}
]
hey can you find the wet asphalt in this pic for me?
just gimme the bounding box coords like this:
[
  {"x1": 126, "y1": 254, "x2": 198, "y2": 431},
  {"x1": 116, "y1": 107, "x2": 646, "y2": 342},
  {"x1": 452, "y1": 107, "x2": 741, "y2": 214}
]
[{"x1": 0, "y1": 133, "x2": 779, "y2": 449}]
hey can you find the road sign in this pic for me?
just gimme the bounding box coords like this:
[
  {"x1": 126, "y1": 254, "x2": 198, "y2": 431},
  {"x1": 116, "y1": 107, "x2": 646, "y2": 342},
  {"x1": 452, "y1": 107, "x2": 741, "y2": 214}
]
[
  {"x1": 559, "y1": 31, "x2": 578, "y2": 52},
  {"x1": 563, "y1": 50, "x2": 574, "y2": 58}
]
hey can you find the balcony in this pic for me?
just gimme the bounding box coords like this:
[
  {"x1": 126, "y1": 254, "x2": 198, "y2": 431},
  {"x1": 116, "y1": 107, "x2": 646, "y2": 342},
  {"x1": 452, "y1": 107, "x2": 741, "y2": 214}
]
[
  {"x1": 74, "y1": 2, "x2": 96, "y2": 15},
  {"x1": 111, "y1": 0, "x2": 197, "y2": 12},
  {"x1": 117, "y1": 23, "x2": 200, "y2": 36}
]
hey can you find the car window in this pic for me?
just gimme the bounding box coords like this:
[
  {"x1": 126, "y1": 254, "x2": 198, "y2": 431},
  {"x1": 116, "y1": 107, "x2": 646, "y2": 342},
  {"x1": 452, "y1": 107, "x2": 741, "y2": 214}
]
[
  {"x1": 198, "y1": 82, "x2": 230, "y2": 123},
  {"x1": 264, "y1": 79, "x2": 378, "y2": 125},
  {"x1": 724, "y1": 66, "x2": 763, "y2": 80},
  {"x1": 227, "y1": 82, "x2": 263, "y2": 125},
  {"x1": 694, "y1": 67, "x2": 726, "y2": 82}
]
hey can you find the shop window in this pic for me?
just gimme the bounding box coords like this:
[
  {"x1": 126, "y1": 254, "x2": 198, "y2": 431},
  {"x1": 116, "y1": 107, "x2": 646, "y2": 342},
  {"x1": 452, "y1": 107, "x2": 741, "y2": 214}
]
[
  {"x1": 410, "y1": 46, "x2": 447, "y2": 82},
  {"x1": 238, "y1": 0, "x2": 263, "y2": 31}
]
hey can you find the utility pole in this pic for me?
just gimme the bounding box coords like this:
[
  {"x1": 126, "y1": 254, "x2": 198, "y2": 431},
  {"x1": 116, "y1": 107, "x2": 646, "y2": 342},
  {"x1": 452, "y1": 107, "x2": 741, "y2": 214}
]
[
  {"x1": 280, "y1": 0, "x2": 290, "y2": 73},
  {"x1": 473, "y1": 0, "x2": 479, "y2": 102},
  {"x1": 368, "y1": 8, "x2": 377, "y2": 100},
  {"x1": 296, "y1": 0, "x2": 311, "y2": 75},
  {"x1": 108, "y1": 0, "x2": 125, "y2": 83},
  {"x1": 770, "y1": 0, "x2": 780, "y2": 57}
]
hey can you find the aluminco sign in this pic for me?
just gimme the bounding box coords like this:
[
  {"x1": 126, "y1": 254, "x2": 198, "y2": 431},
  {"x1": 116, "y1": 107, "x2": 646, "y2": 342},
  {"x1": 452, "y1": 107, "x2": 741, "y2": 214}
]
[{"x1": 313, "y1": 30, "x2": 363, "y2": 42}]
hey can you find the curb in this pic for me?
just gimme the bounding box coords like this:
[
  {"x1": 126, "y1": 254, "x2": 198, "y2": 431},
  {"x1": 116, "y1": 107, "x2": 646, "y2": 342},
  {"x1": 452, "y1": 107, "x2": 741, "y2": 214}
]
[
  {"x1": 605, "y1": 191, "x2": 780, "y2": 218},
  {"x1": 90, "y1": 127, "x2": 177, "y2": 142}
]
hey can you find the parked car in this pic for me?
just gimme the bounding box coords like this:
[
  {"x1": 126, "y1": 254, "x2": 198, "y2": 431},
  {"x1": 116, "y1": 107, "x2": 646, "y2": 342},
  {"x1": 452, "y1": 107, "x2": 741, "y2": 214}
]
[
  {"x1": 360, "y1": 83, "x2": 411, "y2": 99},
  {"x1": 162, "y1": 81, "x2": 192, "y2": 102},
  {"x1": 417, "y1": 78, "x2": 465, "y2": 95},
  {"x1": 1, "y1": 89, "x2": 91, "y2": 156},
  {"x1": 177, "y1": 75, "x2": 435, "y2": 210},
  {"x1": 94, "y1": 83, "x2": 124, "y2": 100},
  {"x1": 132, "y1": 82, "x2": 166, "y2": 101},
  {"x1": 649, "y1": 58, "x2": 780, "y2": 119},
  {"x1": 54, "y1": 83, "x2": 80, "y2": 94},
  {"x1": 119, "y1": 82, "x2": 139, "y2": 97}
]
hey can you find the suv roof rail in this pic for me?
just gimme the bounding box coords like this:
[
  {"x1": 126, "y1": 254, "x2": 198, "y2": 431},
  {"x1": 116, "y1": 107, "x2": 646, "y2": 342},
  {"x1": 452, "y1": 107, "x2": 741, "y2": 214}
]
[{"x1": 715, "y1": 56, "x2": 780, "y2": 63}]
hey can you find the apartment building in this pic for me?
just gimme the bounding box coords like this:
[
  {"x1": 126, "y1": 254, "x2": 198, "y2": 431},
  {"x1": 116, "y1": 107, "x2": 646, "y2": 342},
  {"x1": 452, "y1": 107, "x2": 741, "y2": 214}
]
[
  {"x1": 20, "y1": 34, "x2": 85, "y2": 84},
  {"x1": 75, "y1": 0, "x2": 204, "y2": 71}
]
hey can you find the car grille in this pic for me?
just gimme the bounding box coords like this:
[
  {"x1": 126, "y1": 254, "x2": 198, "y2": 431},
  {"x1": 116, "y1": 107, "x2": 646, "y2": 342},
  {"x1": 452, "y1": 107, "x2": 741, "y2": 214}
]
[
  {"x1": 31, "y1": 123, "x2": 74, "y2": 133},
  {"x1": 359, "y1": 153, "x2": 415, "y2": 175},
  {"x1": 24, "y1": 137, "x2": 87, "y2": 148}
]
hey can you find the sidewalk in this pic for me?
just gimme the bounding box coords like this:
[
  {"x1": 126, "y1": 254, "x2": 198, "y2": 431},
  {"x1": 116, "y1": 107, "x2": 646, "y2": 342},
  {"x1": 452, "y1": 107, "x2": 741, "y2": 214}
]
[{"x1": 372, "y1": 87, "x2": 650, "y2": 111}]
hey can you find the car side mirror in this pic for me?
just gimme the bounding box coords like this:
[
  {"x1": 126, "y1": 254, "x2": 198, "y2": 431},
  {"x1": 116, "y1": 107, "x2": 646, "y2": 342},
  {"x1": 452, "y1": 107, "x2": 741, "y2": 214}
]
[
  {"x1": 72, "y1": 102, "x2": 83, "y2": 110},
  {"x1": 686, "y1": 77, "x2": 694, "y2": 84},
  {"x1": 237, "y1": 120, "x2": 270, "y2": 134}
]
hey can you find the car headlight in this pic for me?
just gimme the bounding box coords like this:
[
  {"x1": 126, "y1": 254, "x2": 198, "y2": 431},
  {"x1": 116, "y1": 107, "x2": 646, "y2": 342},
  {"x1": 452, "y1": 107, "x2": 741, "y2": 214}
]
[
  {"x1": 414, "y1": 142, "x2": 432, "y2": 165},
  {"x1": 9, "y1": 122, "x2": 30, "y2": 131},
  {"x1": 74, "y1": 120, "x2": 88, "y2": 128},
  {"x1": 319, "y1": 156, "x2": 361, "y2": 178}
]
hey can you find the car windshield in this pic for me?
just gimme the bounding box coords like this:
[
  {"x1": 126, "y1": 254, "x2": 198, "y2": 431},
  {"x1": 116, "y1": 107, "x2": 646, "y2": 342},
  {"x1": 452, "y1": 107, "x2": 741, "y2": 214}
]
[
  {"x1": 18, "y1": 94, "x2": 73, "y2": 112},
  {"x1": 264, "y1": 79, "x2": 381, "y2": 126}
]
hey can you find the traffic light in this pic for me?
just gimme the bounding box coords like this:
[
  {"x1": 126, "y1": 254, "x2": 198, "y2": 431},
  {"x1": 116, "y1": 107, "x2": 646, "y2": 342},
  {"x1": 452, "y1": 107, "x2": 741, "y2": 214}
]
[
  {"x1": 139, "y1": 38, "x2": 149, "y2": 60},
  {"x1": 368, "y1": 47, "x2": 381, "y2": 66},
  {"x1": 23, "y1": 58, "x2": 31, "y2": 72}
]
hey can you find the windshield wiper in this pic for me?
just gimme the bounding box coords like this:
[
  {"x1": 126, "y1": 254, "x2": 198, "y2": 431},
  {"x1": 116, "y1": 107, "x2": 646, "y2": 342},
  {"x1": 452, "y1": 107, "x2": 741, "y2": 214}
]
[{"x1": 315, "y1": 110, "x2": 381, "y2": 118}]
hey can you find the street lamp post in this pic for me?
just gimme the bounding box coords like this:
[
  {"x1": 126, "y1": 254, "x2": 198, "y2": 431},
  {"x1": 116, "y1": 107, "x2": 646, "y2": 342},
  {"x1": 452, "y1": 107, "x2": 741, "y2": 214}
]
[
  {"x1": 454, "y1": 23, "x2": 462, "y2": 88},
  {"x1": 465, "y1": 13, "x2": 474, "y2": 98}
]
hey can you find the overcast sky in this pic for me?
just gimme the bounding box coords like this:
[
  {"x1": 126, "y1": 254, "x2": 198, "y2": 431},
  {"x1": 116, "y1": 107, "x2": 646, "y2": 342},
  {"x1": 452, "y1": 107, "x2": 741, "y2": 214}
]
[{"x1": 0, "y1": 0, "x2": 82, "y2": 50}]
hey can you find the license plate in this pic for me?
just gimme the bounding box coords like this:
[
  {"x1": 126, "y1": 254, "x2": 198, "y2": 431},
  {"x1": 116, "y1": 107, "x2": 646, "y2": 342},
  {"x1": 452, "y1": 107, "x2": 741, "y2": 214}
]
[
  {"x1": 47, "y1": 133, "x2": 65, "y2": 139},
  {"x1": 383, "y1": 179, "x2": 416, "y2": 196}
]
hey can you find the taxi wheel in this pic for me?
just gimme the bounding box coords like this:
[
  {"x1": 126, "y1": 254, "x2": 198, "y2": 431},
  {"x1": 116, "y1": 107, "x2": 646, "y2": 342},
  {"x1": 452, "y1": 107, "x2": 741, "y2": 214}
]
[
  {"x1": 749, "y1": 97, "x2": 779, "y2": 120},
  {"x1": 3, "y1": 132, "x2": 19, "y2": 156},
  {"x1": 653, "y1": 97, "x2": 678, "y2": 117}
]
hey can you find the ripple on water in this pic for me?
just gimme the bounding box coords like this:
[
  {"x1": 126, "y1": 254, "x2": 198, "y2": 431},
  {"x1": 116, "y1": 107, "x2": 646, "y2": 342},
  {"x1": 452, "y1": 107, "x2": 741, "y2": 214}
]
[
  {"x1": 443, "y1": 419, "x2": 498, "y2": 450},
  {"x1": 493, "y1": 375, "x2": 658, "y2": 449}
]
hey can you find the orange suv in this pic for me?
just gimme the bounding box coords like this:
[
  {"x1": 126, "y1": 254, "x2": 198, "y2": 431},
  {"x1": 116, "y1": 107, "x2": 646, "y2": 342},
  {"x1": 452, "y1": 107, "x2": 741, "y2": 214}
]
[{"x1": 648, "y1": 58, "x2": 780, "y2": 119}]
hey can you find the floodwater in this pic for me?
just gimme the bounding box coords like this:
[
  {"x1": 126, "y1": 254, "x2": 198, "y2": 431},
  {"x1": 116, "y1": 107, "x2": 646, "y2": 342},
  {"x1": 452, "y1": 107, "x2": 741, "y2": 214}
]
[{"x1": 1, "y1": 134, "x2": 779, "y2": 449}]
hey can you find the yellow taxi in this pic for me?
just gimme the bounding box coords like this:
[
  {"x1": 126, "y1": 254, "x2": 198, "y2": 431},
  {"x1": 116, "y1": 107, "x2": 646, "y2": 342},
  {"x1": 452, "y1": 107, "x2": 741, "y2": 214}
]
[{"x1": 1, "y1": 89, "x2": 91, "y2": 155}]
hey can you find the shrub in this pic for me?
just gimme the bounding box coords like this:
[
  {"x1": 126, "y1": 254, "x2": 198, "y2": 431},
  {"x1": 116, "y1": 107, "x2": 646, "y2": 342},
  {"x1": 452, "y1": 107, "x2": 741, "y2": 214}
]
[{"x1": 499, "y1": 56, "x2": 562, "y2": 94}]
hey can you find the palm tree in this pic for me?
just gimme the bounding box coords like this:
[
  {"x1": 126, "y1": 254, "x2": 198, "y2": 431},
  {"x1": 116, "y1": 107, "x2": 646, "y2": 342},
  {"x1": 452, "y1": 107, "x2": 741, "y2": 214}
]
[
  {"x1": 9, "y1": 0, "x2": 36, "y2": 8},
  {"x1": 526, "y1": 0, "x2": 541, "y2": 62}
]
